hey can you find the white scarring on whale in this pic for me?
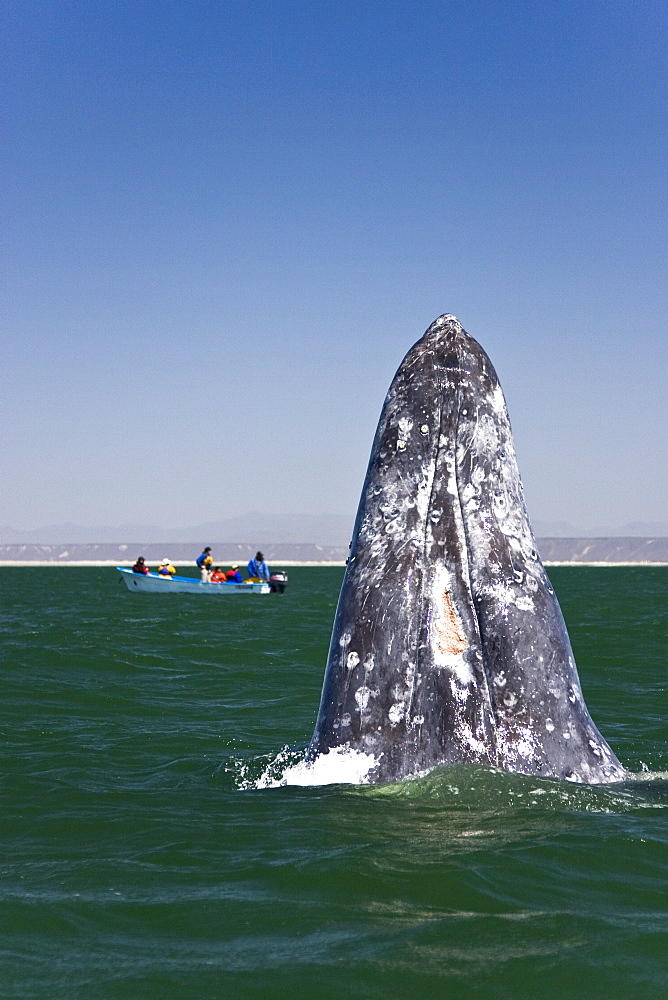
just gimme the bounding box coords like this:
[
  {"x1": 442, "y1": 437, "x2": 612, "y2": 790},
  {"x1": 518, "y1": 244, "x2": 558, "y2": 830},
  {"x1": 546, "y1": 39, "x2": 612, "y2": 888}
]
[{"x1": 308, "y1": 314, "x2": 627, "y2": 785}]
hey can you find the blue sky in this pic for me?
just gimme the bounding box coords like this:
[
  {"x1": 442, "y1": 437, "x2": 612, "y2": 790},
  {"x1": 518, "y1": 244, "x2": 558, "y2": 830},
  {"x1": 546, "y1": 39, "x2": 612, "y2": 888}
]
[{"x1": 2, "y1": 0, "x2": 666, "y2": 536}]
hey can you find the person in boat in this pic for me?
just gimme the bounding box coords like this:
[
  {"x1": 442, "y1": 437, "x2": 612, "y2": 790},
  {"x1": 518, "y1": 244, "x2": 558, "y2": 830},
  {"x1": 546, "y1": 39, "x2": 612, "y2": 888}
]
[
  {"x1": 132, "y1": 556, "x2": 149, "y2": 575},
  {"x1": 157, "y1": 558, "x2": 176, "y2": 578},
  {"x1": 247, "y1": 551, "x2": 270, "y2": 581},
  {"x1": 196, "y1": 547, "x2": 213, "y2": 582},
  {"x1": 226, "y1": 564, "x2": 243, "y2": 583},
  {"x1": 210, "y1": 566, "x2": 226, "y2": 582}
]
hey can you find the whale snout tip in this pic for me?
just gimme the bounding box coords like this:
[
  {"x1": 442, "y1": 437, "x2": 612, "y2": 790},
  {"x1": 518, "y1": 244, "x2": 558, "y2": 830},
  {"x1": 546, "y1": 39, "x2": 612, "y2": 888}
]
[
  {"x1": 427, "y1": 313, "x2": 467, "y2": 342},
  {"x1": 433, "y1": 313, "x2": 460, "y2": 327},
  {"x1": 420, "y1": 313, "x2": 471, "y2": 353},
  {"x1": 422, "y1": 314, "x2": 487, "y2": 363}
]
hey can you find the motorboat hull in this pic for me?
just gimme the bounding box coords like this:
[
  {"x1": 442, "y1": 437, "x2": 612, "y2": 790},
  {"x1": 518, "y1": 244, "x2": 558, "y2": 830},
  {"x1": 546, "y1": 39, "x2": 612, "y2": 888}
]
[{"x1": 117, "y1": 568, "x2": 271, "y2": 594}]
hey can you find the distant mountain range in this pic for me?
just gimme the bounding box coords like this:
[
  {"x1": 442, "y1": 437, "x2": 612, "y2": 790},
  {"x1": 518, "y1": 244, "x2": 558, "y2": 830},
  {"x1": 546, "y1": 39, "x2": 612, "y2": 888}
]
[
  {"x1": 1, "y1": 538, "x2": 668, "y2": 564},
  {"x1": 0, "y1": 512, "x2": 353, "y2": 546},
  {"x1": 1, "y1": 511, "x2": 667, "y2": 545},
  {"x1": 531, "y1": 520, "x2": 668, "y2": 538}
]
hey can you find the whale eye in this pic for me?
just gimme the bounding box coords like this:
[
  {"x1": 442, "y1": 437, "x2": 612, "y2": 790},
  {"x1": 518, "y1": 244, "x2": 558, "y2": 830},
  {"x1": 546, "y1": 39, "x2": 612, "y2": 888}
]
[{"x1": 397, "y1": 440, "x2": 406, "y2": 451}]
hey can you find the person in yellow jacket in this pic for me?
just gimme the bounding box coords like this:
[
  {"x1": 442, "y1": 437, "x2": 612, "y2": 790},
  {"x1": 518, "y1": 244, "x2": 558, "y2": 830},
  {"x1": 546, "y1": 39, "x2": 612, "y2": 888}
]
[{"x1": 157, "y1": 558, "x2": 176, "y2": 578}]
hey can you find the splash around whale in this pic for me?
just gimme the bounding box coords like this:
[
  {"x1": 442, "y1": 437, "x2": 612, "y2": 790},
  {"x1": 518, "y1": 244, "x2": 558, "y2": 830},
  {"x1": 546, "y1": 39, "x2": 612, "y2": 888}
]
[{"x1": 305, "y1": 314, "x2": 626, "y2": 786}]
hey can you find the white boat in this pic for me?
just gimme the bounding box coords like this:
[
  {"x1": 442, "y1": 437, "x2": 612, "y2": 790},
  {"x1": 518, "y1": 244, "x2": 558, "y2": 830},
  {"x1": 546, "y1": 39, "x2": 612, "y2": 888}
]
[{"x1": 117, "y1": 568, "x2": 271, "y2": 594}]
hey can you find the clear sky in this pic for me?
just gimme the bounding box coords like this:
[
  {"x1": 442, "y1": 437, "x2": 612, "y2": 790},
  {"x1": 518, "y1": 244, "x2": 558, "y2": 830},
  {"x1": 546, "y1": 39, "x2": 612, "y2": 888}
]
[{"x1": 2, "y1": 0, "x2": 666, "y2": 536}]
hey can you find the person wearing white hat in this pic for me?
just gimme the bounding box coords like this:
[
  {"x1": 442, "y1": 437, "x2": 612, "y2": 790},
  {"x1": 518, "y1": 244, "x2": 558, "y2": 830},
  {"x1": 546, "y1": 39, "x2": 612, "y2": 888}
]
[{"x1": 157, "y1": 558, "x2": 176, "y2": 578}]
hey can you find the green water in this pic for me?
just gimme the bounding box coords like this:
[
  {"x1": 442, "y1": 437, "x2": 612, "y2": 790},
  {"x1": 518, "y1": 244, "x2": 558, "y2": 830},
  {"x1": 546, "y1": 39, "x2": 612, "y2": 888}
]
[{"x1": 1, "y1": 566, "x2": 667, "y2": 999}]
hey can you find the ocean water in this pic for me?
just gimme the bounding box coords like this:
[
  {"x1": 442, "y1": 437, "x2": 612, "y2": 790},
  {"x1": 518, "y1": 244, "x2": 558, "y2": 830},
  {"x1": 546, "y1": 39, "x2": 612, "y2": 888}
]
[{"x1": 1, "y1": 565, "x2": 666, "y2": 999}]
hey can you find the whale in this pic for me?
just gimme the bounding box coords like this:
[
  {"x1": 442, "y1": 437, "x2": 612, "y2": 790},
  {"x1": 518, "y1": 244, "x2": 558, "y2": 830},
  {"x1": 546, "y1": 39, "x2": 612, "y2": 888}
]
[{"x1": 309, "y1": 314, "x2": 626, "y2": 784}]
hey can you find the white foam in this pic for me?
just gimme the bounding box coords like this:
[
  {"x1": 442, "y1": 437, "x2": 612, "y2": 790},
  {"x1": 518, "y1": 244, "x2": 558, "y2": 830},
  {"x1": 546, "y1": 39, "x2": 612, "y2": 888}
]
[{"x1": 254, "y1": 746, "x2": 382, "y2": 788}]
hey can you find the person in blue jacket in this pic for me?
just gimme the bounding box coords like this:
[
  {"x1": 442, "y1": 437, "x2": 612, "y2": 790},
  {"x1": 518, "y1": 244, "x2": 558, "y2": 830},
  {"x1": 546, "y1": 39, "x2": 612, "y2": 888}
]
[
  {"x1": 196, "y1": 546, "x2": 213, "y2": 582},
  {"x1": 225, "y1": 564, "x2": 243, "y2": 583},
  {"x1": 247, "y1": 551, "x2": 270, "y2": 580}
]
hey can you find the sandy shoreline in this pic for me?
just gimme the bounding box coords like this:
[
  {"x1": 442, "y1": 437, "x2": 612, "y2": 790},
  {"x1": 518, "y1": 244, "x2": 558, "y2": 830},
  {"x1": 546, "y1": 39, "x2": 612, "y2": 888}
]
[
  {"x1": 0, "y1": 560, "x2": 665, "y2": 568},
  {"x1": 0, "y1": 560, "x2": 349, "y2": 568}
]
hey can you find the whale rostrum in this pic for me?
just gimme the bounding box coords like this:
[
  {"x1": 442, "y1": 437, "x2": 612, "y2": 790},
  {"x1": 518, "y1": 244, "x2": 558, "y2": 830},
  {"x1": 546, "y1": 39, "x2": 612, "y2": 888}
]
[{"x1": 309, "y1": 315, "x2": 626, "y2": 784}]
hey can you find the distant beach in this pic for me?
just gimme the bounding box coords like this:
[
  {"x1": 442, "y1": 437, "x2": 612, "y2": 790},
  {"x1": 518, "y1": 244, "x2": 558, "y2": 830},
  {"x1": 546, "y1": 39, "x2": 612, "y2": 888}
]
[{"x1": 0, "y1": 559, "x2": 349, "y2": 567}]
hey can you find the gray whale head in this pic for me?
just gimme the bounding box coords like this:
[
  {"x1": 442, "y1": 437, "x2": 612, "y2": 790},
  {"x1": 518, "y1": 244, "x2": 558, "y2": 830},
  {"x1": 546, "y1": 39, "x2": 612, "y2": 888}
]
[{"x1": 309, "y1": 315, "x2": 626, "y2": 784}]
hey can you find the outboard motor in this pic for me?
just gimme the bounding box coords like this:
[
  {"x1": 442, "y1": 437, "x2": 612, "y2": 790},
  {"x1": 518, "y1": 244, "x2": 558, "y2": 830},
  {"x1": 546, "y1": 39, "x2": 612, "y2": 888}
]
[{"x1": 268, "y1": 571, "x2": 288, "y2": 594}]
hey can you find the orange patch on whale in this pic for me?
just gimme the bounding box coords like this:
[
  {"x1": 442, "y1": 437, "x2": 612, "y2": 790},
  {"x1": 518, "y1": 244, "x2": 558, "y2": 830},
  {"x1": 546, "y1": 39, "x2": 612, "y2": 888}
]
[{"x1": 434, "y1": 589, "x2": 468, "y2": 656}]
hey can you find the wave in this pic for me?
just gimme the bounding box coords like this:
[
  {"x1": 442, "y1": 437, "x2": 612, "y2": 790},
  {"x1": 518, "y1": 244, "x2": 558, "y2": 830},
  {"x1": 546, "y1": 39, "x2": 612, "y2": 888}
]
[{"x1": 235, "y1": 745, "x2": 668, "y2": 812}]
